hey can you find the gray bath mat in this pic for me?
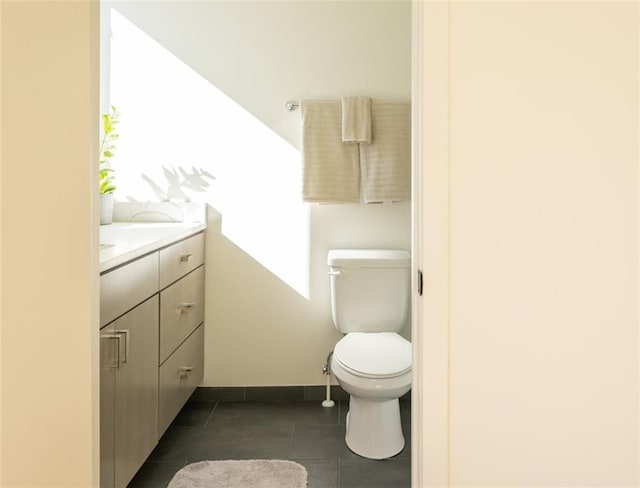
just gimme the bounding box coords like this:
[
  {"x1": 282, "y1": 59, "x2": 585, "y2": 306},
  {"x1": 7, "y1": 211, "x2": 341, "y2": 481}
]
[{"x1": 167, "y1": 459, "x2": 308, "y2": 488}]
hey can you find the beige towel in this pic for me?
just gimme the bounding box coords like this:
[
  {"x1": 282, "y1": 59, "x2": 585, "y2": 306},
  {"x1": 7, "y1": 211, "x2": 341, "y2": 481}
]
[
  {"x1": 360, "y1": 100, "x2": 411, "y2": 203},
  {"x1": 301, "y1": 100, "x2": 360, "y2": 203},
  {"x1": 341, "y1": 96, "x2": 371, "y2": 144}
]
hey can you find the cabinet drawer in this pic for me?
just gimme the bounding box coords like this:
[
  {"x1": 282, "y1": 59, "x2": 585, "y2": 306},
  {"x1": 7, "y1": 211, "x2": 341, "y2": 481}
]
[
  {"x1": 159, "y1": 233, "x2": 205, "y2": 289},
  {"x1": 159, "y1": 266, "x2": 205, "y2": 363},
  {"x1": 158, "y1": 324, "x2": 204, "y2": 436},
  {"x1": 100, "y1": 253, "x2": 159, "y2": 327}
]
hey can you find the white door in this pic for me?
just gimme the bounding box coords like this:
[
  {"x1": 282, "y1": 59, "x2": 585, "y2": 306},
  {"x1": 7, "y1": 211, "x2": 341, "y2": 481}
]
[{"x1": 412, "y1": 2, "x2": 639, "y2": 487}]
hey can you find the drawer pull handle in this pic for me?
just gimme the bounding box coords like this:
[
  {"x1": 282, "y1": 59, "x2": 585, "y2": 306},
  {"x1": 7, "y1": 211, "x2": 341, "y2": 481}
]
[
  {"x1": 179, "y1": 253, "x2": 193, "y2": 262},
  {"x1": 114, "y1": 329, "x2": 130, "y2": 363},
  {"x1": 179, "y1": 366, "x2": 194, "y2": 379},
  {"x1": 102, "y1": 334, "x2": 121, "y2": 369},
  {"x1": 180, "y1": 302, "x2": 196, "y2": 313}
]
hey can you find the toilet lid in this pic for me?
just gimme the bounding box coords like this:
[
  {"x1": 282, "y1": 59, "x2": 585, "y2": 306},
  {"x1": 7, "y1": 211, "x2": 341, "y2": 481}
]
[{"x1": 334, "y1": 332, "x2": 412, "y2": 378}]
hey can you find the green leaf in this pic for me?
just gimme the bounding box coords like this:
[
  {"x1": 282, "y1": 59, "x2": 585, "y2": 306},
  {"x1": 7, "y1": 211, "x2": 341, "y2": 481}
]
[
  {"x1": 100, "y1": 183, "x2": 116, "y2": 194},
  {"x1": 102, "y1": 115, "x2": 112, "y2": 133},
  {"x1": 98, "y1": 105, "x2": 120, "y2": 191}
]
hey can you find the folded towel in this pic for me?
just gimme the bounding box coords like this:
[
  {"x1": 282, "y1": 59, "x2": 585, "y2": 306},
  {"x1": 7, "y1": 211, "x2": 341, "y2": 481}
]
[
  {"x1": 341, "y1": 96, "x2": 372, "y2": 144},
  {"x1": 301, "y1": 100, "x2": 360, "y2": 203},
  {"x1": 359, "y1": 100, "x2": 411, "y2": 204}
]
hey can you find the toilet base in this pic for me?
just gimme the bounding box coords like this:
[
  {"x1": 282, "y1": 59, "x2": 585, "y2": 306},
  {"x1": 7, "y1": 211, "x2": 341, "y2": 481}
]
[{"x1": 344, "y1": 396, "x2": 405, "y2": 459}]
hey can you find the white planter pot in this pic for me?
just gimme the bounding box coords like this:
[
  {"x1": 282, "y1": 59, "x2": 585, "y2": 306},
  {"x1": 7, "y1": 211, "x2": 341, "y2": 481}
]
[{"x1": 100, "y1": 193, "x2": 114, "y2": 225}]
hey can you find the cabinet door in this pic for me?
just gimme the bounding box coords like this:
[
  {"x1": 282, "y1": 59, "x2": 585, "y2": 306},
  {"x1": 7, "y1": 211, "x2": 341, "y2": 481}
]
[
  {"x1": 100, "y1": 323, "x2": 117, "y2": 488},
  {"x1": 113, "y1": 296, "x2": 159, "y2": 488}
]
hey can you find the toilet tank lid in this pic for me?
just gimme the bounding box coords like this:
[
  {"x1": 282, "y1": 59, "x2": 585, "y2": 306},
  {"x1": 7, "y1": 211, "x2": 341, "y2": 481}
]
[{"x1": 327, "y1": 249, "x2": 410, "y2": 268}]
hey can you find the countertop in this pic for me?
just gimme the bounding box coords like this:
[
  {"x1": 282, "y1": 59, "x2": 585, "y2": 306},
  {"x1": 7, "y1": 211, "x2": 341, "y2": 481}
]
[{"x1": 99, "y1": 222, "x2": 207, "y2": 273}]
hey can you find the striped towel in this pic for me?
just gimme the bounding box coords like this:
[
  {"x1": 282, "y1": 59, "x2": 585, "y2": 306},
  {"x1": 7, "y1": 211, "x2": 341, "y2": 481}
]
[
  {"x1": 301, "y1": 100, "x2": 360, "y2": 203},
  {"x1": 359, "y1": 100, "x2": 411, "y2": 203},
  {"x1": 341, "y1": 96, "x2": 372, "y2": 144}
]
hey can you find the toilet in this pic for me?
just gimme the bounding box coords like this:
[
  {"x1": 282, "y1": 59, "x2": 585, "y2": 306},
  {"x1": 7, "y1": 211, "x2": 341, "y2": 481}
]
[{"x1": 328, "y1": 249, "x2": 412, "y2": 460}]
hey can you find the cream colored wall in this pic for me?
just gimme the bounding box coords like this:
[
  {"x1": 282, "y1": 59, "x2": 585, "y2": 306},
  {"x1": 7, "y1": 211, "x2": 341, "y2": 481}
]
[
  {"x1": 109, "y1": 1, "x2": 412, "y2": 386},
  {"x1": 0, "y1": 1, "x2": 100, "y2": 486},
  {"x1": 416, "y1": 1, "x2": 639, "y2": 486}
]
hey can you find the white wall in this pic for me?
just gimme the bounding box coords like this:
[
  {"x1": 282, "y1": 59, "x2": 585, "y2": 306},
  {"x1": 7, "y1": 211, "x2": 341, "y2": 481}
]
[
  {"x1": 416, "y1": 1, "x2": 639, "y2": 486},
  {"x1": 0, "y1": 1, "x2": 100, "y2": 485},
  {"x1": 107, "y1": 1, "x2": 412, "y2": 386}
]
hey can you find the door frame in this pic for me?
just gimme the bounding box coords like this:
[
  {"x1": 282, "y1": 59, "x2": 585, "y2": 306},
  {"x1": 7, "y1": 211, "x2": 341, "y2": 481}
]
[{"x1": 411, "y1": 1, "x2": 450, "y2": 486}]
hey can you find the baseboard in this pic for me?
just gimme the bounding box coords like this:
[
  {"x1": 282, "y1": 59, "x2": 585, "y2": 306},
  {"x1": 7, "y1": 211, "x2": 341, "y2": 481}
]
[{"x1": 191, "y1": 386, "x2": 411, "y2": 403}]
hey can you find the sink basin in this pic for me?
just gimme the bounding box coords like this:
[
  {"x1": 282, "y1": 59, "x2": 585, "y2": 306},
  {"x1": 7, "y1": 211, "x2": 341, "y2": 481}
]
[{"x1": 100, "y1": 244, "x2": 114, "y2": 250}]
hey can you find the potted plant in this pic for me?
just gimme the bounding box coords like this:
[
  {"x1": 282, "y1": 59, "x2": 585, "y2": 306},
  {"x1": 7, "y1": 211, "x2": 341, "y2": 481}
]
[{"x1": 99, "y1": 106, "x2": 119, "y2": 224}]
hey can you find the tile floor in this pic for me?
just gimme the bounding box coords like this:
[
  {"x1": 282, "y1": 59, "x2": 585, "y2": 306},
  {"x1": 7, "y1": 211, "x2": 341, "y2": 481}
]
[{"x1": 128, "y1": 397, "x2": 411, "y2": 488}]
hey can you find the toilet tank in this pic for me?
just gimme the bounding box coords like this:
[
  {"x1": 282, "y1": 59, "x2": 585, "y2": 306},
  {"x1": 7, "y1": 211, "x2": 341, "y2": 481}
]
[{"x1": 328, "y1": 249, "x2": 410, "y2": 333}]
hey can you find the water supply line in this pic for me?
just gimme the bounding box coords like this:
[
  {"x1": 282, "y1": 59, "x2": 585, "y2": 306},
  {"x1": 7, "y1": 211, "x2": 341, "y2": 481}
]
[{"x1": 321, "y1": 351, "x2": 335, "y2": 408}]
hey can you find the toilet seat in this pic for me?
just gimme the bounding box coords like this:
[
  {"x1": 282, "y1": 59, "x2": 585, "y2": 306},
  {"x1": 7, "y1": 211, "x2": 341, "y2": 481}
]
[{"x1": 334, "y1": 332, "x2": 411, "y2": 379}]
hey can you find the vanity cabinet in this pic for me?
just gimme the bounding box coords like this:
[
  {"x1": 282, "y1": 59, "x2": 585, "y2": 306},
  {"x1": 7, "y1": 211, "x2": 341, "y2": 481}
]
[{"x1": 100, "y1": 230, "x2": 205, "y2": 488}]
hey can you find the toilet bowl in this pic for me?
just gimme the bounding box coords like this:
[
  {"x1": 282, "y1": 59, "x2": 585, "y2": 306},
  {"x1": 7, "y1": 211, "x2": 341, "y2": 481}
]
[
  {"x1": 327, "y1": 249, "x2": 412, "y2": 460},
  {"x1": 331, "y1": 332, "x2": 412, "y2": 459}
]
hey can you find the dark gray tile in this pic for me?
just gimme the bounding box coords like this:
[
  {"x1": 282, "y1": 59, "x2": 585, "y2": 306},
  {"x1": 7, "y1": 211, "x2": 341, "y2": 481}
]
[
  {"x1": 339, "y1": 457, "x2": 411, "y2": 488},
  {"x1": 133, "y1": 396, "x2": 411, "y2": 486},
  {"x1": 196, "y1": 424, "x2": 293, "y2": 460},
  {"x1": 191, "y1": 387, "x2": 246, "y2": 402},
  {"x1": 206, "y1": 401, "x2": 339, "y2": 428},
  {"x1": 338, "y1": 400, "x2": 349, "y2": 425},
  {"x1": 304, "y1": 385, "x2": 349, "y2": 402},
  {"x1": 395, "y1": 428, "x2": 411, "y2": 459},
  {"x1": 127, "y1": 461, "x2": 186, "y2": 488},
  {"x1": 289, "y1": 424, "x2": 359, "y2": 460},
  {"x1": 171, "y1": 401, "x2": 217, "y2": 428},
  {"x1": 400, "y1": 400, "x2": 411, "y2": 425},
  {"x1": 246, "y1": 386, "x2": 304, "y2": 402},
  {"x1": 147, "y1": 426, "x2": 206, "y2": 463},
  {"x1": 293, "y1": 458, "x2": 339, "y2": 488}
]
